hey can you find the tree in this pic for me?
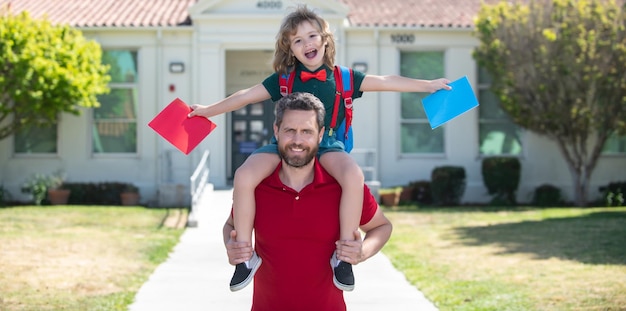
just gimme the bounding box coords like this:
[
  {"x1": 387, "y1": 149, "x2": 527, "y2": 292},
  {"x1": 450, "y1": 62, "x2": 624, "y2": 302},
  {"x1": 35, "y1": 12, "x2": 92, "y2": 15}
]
[
  {"x1": 0, "y1": 8, "x2": 110, "y2": 139},
  {"x1": 473, "y1": 0, "x2": 626, "y2": 206}
]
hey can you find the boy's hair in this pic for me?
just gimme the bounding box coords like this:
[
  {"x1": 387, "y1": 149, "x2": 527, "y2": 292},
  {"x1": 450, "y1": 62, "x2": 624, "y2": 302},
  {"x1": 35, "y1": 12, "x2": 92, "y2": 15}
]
[
  {"x1": 273, "y1": 5, "x2": 336, "y2": 75},
  {"x1": 275, "y1": 92, "x2": 325, "y2": 131}
]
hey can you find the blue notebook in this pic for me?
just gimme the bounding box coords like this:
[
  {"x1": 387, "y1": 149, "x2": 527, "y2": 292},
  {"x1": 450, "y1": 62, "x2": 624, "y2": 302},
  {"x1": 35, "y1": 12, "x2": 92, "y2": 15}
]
[{"x1": 421, "y1": 76, "x2": 479, "y2": 129}]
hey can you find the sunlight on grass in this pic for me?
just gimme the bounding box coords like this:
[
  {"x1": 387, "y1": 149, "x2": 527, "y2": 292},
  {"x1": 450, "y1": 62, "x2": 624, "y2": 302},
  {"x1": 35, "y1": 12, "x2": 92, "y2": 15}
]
[
  {"x1": 0, "y1": 206, "x2": 185, "y2": 311},
  {"x1": 382, "y1": 206, "x2": 626, "y2": 311}
]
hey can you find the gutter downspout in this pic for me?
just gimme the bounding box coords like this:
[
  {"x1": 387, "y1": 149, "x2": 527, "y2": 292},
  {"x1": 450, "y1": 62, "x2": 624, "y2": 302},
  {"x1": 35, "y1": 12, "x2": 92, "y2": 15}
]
[
  {"x1": 340, "y1": 18, "x2": 347, "y2": 67},
  {"x1": 155, "y1": 28, "x2": 164, "y2": 205},
  {"x1": 375, "y1": 29, "x2": 381, "y2": 183},
  {"x1": 190, "y1": 28, "x2": 199, "y2": 185}
]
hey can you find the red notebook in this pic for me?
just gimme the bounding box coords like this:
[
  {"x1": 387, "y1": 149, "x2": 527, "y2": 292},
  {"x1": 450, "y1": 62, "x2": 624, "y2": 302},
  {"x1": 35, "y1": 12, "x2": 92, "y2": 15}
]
[{"x1": 148, "y1": 98, "x2": 217, "y2": 155}]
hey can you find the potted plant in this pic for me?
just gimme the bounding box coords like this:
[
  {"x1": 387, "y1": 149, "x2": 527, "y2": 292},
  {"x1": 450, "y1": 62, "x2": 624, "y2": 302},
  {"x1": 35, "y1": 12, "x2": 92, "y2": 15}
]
[
  {"x1": 46, "y1": 172, "x2": 71, "y2": 205},
  {"x1": 21, "y1": 171, "x2": 70, "y2": 205},
  {"x1": 120, "y1": 184, "x2": 140, "y2": 206},
  {"x1": 379, "y1": 187, "x2": 402, "y2": 207}
]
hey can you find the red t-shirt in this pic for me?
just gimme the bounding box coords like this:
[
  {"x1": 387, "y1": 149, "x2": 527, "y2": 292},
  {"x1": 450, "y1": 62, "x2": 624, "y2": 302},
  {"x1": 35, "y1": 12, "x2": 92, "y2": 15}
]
[{"x1": 250, "y1": 160, "x2": 378, "y2": 311}]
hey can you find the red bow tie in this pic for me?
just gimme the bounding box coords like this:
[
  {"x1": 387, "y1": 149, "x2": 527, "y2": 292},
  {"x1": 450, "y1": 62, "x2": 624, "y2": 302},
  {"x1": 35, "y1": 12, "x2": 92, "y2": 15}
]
[{"x1": 300, "y1": 69, "x2": 327, "y2": 82}]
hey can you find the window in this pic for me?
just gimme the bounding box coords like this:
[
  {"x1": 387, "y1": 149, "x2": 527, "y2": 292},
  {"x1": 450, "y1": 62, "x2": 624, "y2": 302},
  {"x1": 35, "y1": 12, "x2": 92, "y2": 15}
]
[
  {"x1": 602, "y1": 134, "x2": 626, "y2": 154},
  {"x1": 93, "y1": 50, "x2": 138, "y2": 154},
  {"x1": 14, "y1": 123, "x2": 58, "y2": 154},
  {"x1": 400, "y1": 51, "x2": 444, "y2": 154},
  {"x1": 478, "y1": 67, "x2": 522, "y2": 155}
]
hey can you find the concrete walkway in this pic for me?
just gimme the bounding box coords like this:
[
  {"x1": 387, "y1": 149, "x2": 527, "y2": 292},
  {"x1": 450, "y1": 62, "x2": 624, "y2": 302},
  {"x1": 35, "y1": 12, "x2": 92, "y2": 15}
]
[{"x1": 128, "y1": 187, "x2": 438, "y2": 311}]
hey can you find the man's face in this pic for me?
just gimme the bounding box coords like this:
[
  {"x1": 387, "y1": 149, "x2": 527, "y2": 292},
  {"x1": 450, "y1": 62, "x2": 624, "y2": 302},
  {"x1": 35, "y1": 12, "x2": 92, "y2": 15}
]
[{"x1": 274, "y1": 109, "x2": 323, "y2": 168}]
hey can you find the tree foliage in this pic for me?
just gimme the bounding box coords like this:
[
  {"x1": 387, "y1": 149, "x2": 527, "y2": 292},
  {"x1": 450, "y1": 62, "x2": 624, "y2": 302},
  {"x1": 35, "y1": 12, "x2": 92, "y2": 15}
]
[
  {"x1": 0, "y1": 8, "x2": 110, "y2": 139},
  {"x1": 473, "y1": 0, "x2": 626, "y2": 206}
]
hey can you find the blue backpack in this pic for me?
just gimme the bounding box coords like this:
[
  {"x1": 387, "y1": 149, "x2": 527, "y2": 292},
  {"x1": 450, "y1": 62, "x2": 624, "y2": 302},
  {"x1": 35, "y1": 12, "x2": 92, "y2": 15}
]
[{"x1": 279, "y1": 65, "x2": 354, "y2": 152}]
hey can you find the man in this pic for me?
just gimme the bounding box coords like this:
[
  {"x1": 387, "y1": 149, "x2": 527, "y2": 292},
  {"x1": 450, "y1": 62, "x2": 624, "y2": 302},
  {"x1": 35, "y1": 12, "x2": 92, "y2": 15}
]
[{"x1": 223, "y1": 92, "x2": 393, "y2": 311}]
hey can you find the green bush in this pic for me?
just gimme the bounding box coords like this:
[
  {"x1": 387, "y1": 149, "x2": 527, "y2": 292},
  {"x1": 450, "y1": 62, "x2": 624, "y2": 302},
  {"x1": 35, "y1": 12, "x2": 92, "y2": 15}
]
[
  {"x1": 481, "y1": 157, "x2": 521, "y2": 206},
  {"x1": 599, "y1": 181, "x2": 626, "y2": 207},
  {"x1": 532, "y1": 184, "x2": 562, "y2": 207},
  {"x1": 409, "y1": 180, "x2": 432, "y2": 204},
  {"x1": 0, "y1": 184, "x2": 11, "y2": 207},
  {"x1": 64, "y1": 182, "x2": 131, "y2": 205},
  {"x1": 431, "y1": 166, "x2": 466, "y2": 206}
]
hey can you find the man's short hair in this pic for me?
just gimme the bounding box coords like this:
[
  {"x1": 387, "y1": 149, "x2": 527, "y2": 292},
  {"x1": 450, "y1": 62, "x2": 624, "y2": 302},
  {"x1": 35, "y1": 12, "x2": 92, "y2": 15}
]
[{"x1": 275, "y1": 92, "x2": 325, "y2": 131}]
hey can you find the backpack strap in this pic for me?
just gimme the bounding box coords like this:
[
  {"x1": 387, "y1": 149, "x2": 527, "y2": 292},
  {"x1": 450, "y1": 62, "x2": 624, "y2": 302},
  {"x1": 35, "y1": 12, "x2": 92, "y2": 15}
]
[
  {"x1": 329, "y1": 65, "x2": 353, "y2": 138},
  {"x1": 279, "y1": 69, "x2": 296, "y2": 97}
]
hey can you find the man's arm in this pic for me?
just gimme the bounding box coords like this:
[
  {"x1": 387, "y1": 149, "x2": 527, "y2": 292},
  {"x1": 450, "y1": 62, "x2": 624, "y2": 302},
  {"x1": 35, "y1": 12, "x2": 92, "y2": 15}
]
[
  {"x1": 359, "y1": 207, "x2": 393, "y2": 262},
  {"x1": 223, "y1": 214, "x2": 254, "y2": 265},
  {"x1": 335, "y1": 207, "x2": 392, "y2": 265}
]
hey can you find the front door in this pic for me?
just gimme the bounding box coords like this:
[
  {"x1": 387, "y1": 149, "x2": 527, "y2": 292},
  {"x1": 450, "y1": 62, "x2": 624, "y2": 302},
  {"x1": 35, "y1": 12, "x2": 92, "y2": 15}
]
[{"x1": 230, "y1": 99, "x2": 275, "y2": 179}]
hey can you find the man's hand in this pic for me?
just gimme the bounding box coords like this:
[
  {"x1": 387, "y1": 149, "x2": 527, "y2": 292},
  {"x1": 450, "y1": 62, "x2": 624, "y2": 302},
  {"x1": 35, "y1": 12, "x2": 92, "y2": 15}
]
[
  {"x1": 226, "y1": 229, "x2": 253, "y2": 265},
  {"x1": 335, "y1": 230, "x2": 364, "y2": 265}
]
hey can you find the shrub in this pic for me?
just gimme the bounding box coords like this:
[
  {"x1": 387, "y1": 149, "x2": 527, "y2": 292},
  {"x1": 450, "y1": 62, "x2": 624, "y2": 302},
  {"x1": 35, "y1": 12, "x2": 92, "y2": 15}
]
[
  {"x1": 0, "y1": 184, "x2": 11, "y2": 207},
  {"x1": 598, "y1": 181, "x2": 626, "y2": 207},
  {"x1": 481, "y1": 157, "x2": 521, "y2": 206},
  {"x1": 123, "y1": 184, "x2": 139, "y2": 193},
  {"x1": 64, "y1": 182, "x2": 129, "y2": 205},
  {"x1": 532, "y1": 184, "x2": 562, "y2": 207},
  {"x1": 431, "y1": 166, "x2": 466, "y2": 206},
  {"x1": 409, "y1": 180, "x2": 432, "y2": 204}
]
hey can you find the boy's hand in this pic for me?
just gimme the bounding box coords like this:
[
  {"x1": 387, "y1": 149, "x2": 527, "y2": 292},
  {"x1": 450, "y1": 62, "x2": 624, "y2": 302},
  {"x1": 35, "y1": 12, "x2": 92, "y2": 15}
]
[
  {"x1": 429, "y1": 78, "x2": 452, "y2": 93},
  {"x1": 187, "y1": 104, "x2": 207, "y2": 118}
]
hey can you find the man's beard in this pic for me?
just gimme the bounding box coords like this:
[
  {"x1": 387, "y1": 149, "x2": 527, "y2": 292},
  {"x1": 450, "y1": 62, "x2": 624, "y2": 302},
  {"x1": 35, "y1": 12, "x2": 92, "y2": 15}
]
[{"x1": 278, "y1": 142, "x2": 318, "y2": 168}]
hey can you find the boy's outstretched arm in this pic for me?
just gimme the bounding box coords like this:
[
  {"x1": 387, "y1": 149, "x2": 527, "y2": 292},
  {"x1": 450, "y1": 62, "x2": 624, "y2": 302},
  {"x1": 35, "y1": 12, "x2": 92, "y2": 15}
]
[
  {"x1": 188, "y1": 84, "x2": 271, "y2": 118},
  {"x1": 360, "y1": 75, "x2": 451, "y2": 93}
]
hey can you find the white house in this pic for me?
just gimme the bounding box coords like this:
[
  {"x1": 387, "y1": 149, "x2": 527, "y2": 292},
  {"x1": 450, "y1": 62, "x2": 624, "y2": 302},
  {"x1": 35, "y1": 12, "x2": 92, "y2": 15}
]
[{"x1": 1, "y1": 0, "x2": 624, "y2": 206}]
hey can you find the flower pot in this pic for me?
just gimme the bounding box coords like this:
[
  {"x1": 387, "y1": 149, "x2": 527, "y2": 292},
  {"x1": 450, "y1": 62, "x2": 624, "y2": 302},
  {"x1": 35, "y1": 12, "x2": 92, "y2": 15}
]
[
  {"x1": 48, "y1": 189, "x2": 70, "y2": 205},
  {"x1": 120, "y1": 192, "x2": 140, "y2": 206},
  {"x1": 380, "y1": 192, "x2": 400, "y2": 207}
]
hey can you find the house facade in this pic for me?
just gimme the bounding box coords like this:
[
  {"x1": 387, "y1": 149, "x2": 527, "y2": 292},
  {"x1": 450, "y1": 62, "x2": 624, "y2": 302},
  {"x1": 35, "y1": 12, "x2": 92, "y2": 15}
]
[{"x1": 1, "y1": 0, "x2": 624, "y2": 205}]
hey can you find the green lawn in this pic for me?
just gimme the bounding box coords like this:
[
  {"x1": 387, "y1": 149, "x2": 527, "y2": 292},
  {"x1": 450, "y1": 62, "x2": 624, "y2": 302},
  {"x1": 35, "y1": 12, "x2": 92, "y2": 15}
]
[
  {"x1": 382, "y1": 206, "x2": 626, "y2": 311},
  {"x1": 2, "y1": 204, "x2": 624, "y2": 311},
  {"x1": 0, "y1": 206, "x2": 186, "y2": 311}
]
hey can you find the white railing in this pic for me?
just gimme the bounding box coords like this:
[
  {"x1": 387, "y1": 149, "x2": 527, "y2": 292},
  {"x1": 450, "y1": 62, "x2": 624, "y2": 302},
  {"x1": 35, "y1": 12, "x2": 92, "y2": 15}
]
[
  {"x1": 350, "y1": 148, "x2": 380, "y2": 199},
  {"x1": 350, "y1": 148, "x2": 378, "y2": 182},
  {"x1": 188, "y1": 150, "x2": 210, "y2": 227}
]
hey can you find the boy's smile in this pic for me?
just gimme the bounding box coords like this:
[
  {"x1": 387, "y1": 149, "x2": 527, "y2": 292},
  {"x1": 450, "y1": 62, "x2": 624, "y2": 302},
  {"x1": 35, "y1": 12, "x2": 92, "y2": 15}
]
[
  {"x1": 304, "y1": 47, "x2": 318, "y2": 60},
  {"x1": 289, "y1": 20, "x2": 326, "y2": 71}
]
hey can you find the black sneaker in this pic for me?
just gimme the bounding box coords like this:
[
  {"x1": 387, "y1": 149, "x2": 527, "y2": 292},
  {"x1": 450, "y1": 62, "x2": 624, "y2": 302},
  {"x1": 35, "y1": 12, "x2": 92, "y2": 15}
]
[
  {"x1": 229, "y1": 251, "x2": 262, "y2": 292},
  {"x1": 330, "y1": 251, "x2": 355, "y2": 291}
]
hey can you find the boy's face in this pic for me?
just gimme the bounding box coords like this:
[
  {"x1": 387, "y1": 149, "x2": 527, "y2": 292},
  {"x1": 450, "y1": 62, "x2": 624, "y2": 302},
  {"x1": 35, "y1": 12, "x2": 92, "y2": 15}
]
[
  {"x1": 274, "y1": 109, "x2": 323, "y2": 168},
  {"x1": 289, "y1": 20, "x2": 326, "y2": 71}
]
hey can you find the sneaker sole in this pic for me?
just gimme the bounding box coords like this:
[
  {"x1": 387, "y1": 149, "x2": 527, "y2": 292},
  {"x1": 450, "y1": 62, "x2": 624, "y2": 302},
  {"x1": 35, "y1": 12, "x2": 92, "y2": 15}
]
[
  {"x1": 330, "y1": 256, "x2": 354, "y2": 292},
  {"x1": 230, "y1": 257, "x2": 262, "y2": 292},
  {"x1": 333, "y1": 277, "x2": 355, "y2": 292}
]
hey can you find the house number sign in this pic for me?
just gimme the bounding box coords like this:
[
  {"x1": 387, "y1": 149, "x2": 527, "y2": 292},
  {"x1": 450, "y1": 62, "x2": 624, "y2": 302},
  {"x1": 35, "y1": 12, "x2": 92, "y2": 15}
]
[
  {"x1": 391, "y1": 34, "x2": 415, "y2": 44},
  {"x1": 257, "y1": 0, "x2": 282, "y2": 9}
]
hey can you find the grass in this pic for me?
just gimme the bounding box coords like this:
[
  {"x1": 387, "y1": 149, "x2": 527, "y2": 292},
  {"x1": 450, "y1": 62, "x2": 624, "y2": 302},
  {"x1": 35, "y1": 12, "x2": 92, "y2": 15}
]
[
  {"x1": 3, "y1": 203, "x2": 625, "y2": 310},
  {"x1": 382, "y1": 205, "x2": 626, "y2": 311},
  {"x1": 0, "y1": 205, "x2": 186, "y2": 311}
]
